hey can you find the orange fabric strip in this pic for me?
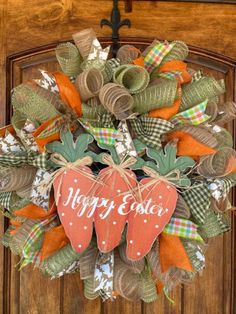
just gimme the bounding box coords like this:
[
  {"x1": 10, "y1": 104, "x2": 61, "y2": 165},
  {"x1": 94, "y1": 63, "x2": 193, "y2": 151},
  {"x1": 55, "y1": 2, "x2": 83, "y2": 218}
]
[
  {"x1": 166, "y1": 130, "x2": 216, "y2": 158},
  {"x1": 133, "y1": 56, "x2": 145, "y2": 67},
  {"x1": 40, "y1": 224, "x2": 69, "y2": 260},
  {"x1": 0, "y1": 124, "x2": 15, "y2": 137},
  {"x1": 35, "y1": 134, "x2": 60, "y2": 152},
  {"x1": 159, "y1": 233, "x2": 193, "y2": 273},
  {"x1": 53, "y1": 71, "x2": 82, "y2": 117},
  {"x1": 149, "y1": 98, "x2": 180, "y2": 120},
  {"x1": 156, "y1": 280, "x2": 164, "y2": 294},
  {"x1": 14, "y1": 197, "x2": 57, "y2": 220},
  {"x1": 33, "y1": 115, "x2": 61, "y2": 152},
  {"x1": 158, "y1": 60, "x2": 192, "y2": 85}
]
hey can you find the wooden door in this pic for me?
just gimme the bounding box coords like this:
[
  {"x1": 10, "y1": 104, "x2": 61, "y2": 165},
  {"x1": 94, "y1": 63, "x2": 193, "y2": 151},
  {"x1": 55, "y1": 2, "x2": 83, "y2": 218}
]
[
  {"x1": 1, "y1": 38, "x2": 235, "y2": 314},
  {"x1": 0, "y1": 1, "x2": 236, "y2": 313}
]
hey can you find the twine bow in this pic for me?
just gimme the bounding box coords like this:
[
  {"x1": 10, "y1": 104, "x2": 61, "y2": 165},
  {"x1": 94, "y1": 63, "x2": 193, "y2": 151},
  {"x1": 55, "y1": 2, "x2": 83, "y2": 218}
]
[
  {"x1": 142, "y1": 166, "x2": 182, "y2": 188},
  {"x1": 95, "y1": 154, "x2": 139, "y2": 200},
  {"x1": 39, "y1": 153, "x2": 94, "y2": 205}
]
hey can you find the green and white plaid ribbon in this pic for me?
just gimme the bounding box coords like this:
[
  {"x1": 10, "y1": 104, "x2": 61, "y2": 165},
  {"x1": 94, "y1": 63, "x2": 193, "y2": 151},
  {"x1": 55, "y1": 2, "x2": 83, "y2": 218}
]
[
  {"x1": 182, "y1": 183, "x2": 211, "y2": 225},
  {"x1": 36, "y1": 116, "x2": 64, "y2": 140},
  {"x1": 21, "y1": 215, "x2": 57, "y2": 268},
  {"x1": 144, "y1": 42, "x2": 174, "y2": 73},
  {"x1": 0, "y1": 151, "x2": 49, "y2": 169},
  {"x1": 163, "y1": 217, "x2": 203, "y2": 241},
  {"x1": 171, "y1": 100, "x2": 210, "y2": 125},
  {"x1": 79, "y1": 120, "x2": 120, "y2": 146},
  {"x1": 129, "y1": 115, "x2": 174, "y2": 149},
  {"x1": 0, "y1": 192, "x2": 12, "y2": 208}
]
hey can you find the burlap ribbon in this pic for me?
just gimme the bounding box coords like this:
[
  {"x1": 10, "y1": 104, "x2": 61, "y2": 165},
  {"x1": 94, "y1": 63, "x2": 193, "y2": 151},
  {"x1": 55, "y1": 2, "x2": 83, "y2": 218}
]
[
  {"x1": 56, "y1": 42, "x2": 81, "y2": 77},
  {"x1": 99, "y1": 83, "x2": 134, "y2": 120}
]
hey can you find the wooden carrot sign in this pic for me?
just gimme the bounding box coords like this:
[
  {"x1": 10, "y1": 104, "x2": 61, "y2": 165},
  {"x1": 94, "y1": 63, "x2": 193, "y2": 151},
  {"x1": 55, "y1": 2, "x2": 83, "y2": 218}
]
[
  {"x1": 47, "y1": 132, "x2": 96, "y2": 253},
  {"x1": 126, "y1": 142, "x2": 195, "y2": 260}
]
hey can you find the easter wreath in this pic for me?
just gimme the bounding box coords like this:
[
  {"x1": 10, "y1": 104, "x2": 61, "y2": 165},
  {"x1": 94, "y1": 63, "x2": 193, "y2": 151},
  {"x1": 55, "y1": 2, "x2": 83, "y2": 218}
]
[{"x1": 0, "y1": 28, "x2": 235, "y2": 302}]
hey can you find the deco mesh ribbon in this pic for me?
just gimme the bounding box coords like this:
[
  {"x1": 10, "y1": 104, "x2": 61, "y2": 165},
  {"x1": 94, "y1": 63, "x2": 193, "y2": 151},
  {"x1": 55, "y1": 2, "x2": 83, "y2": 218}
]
[{"x1": 0, "y1": 28, "x2": 236, "y2": 303}]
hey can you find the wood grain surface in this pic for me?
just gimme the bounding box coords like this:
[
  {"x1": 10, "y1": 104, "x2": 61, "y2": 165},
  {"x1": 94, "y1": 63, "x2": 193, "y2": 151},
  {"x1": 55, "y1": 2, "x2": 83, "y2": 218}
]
[{"x1": 0, "y1": 1, "x2": 235, "y2": 314}]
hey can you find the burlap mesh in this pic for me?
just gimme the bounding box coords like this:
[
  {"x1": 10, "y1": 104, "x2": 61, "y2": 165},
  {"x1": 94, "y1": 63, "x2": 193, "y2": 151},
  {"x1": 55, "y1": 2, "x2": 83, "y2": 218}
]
[
  {"x1": 56, "y1": 42, "x2": 81, "y2": 77},
  {"x1": 12, "y1": 84, "x2": 60, "y2": 124}
]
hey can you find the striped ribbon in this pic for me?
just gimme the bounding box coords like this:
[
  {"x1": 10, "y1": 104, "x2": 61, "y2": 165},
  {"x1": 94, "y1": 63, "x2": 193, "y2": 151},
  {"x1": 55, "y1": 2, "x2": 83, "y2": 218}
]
[
  {"x1": 163, "y1": 217, "x2": 203, "y2": 241},
  {"x1": 21, "y1": 215, "x2": 57, "y2": 268},
  {"x1": 171, "y1": 100, "x2": 209, "y2": 125},
  {"x1": 80, "y1": 120, "x2": 120, "y2": 146},
  {"x1": 144, "y1": 42, "x2": 174, "y2": 73}
]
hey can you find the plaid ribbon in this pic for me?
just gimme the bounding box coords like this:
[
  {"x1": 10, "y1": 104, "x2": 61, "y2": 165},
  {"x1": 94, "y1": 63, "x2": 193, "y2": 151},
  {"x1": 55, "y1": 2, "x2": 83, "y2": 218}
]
[
  {"x1": 0, "y1": 151, "x2": 49, "y2": 169},
  {"x1": 171, "y1": 100, "x2": 209, "y2": 125},
  {"x1": 158, "y1": 70, "x2": 182, "y2": 81},
  {"x1": 21, "y1": 215, "x2": 57, "y2": 268},
  {"x1": 36, "y1": 116, "x2": 63, "y2": 139},
  {"x1": 79, "y1": 120, "x2": 120, "y2": 146},
  {"x1": 182, "y1": 183, "x2": 211, "y2": 225},
  {"x1": 163, "y1": 217, "x2": 203, "y2": 241},
  {"x1": 0, "y1": 192, "x2": 12, "y2": 208},
  {"x1": 89, "y1": 113, "x2": 114, "y2": 129},
  {"x1": 191, "y1": 70, "x2": 203, "y2": 83},
  {"x1": 130, "y1": 115, "x2": 174, "y2": 149},
  {"x1": 144, "y1": 42, "x2": 174, "y2": 73}
]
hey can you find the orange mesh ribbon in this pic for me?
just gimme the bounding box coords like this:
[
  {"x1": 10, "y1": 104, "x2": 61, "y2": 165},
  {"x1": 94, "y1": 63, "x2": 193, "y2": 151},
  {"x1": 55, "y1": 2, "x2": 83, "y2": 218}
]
[
  {"x1": 33, "y1": 116, "x2": 61, "y2": 152},
  {"x1": 159, "y1": 233, "x2": 193, "y2": 273},
  {"x1": 13, "y1": 197, "x2": 57, "y2": 220},
  {"x1": 53, "y1": 71, "x2": 82, "y2": 117},
  {"x1": 40, "y1": 224, "x2": 69, "y2": 260},
  {"x1": 149, "y1": 61, "x2": 192, "y2": 120},
  {"x1": 166, "y1": 130, "x2": 216, "y2": 158}
]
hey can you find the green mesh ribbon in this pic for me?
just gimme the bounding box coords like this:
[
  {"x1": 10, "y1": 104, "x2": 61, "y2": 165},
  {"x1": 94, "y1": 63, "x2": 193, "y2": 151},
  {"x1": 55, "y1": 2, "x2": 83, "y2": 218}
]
[
  {"x1": 140, "y1": 267, "x2": 158, "y2": 303},
  {"x1": 82, "y1": 103, "x2": 107, "y2": 119},
  {"x1": 182, "y1": 239, "x2": 205, "y2": 273},
  {"x1": 41, "y1": 244, "x2": 81, "y2": 277},
  {"x1": 162, "y1": 41, "x2": 188, "y2": 65},
  {"x1": 133, "y1": 79, "x2": 177, "y2": 114},
  {"x1": 12, "y1": 84, "x2": 60, "y2": 125},
  {"x1": 199, "y1": 208, "x2": 230, "y2": 238},
  {"x1": 84, "y1": 277, "x2": 99, "y2": 300},
  {"x1": 180, "y1": 77, "x2": 225, "y2": 111},
  {"x1": 56, "y1": 42, "x2": 81, "y2": 77},
  {"x1": 113, "y1": 64, "x2": 150, "y2": 94}
]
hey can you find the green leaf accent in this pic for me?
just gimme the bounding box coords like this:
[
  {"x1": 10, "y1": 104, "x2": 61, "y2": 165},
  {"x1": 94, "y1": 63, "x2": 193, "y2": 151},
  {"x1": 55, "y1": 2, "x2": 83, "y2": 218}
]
[
  {"x1": 46, "y1": 131, "x2": 94, "y2": 162},
  {"x1": 96, "y1": 142, "x2": 120, "y2": 165},
  {"x1": 147, "y1": 141, "x2": 195, "y2": 176}
]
